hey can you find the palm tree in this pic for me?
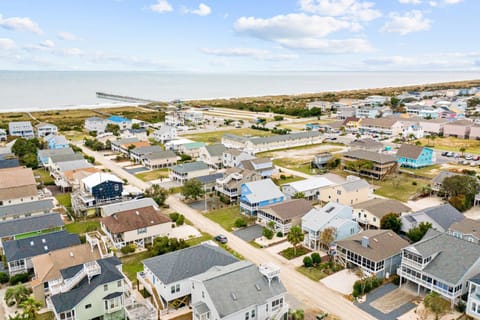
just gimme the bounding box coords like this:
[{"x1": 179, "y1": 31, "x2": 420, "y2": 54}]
[
  {"x1": 20, "y1": 297, "x2": 42, "y2": 320},
  {"x1": 460, "y1": 147, "x2": 466, "y2": 157},
  {"x1": 5, "y1": 284, "x2": 30, "y2": 306},
  {"x1": 287, "y1": 226, "x2": 304, "y2": 256}
]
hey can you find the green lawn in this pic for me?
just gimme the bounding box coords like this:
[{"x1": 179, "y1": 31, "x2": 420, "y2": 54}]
[
  {"x1": 273, "y1": 175, "x2": 305, "y2": 186},
  {"x1": 185, "y1": 232, "x2": 213, "y2": 246},
  {"x1": 296, "y1": 266, "x2": 329, "y2": 281},
  {"x1": 204, "y1": 206, "x2": 248, "y2": 232},
  {"x1": 400, "y1": 164, "x2": 442, "y2": 179},
  {"x1": 273, "y1": 158, "x2": 317, "y2": 175},
  {"x1": 33, "y1": 168, "x2": 55, "y2": 186},
  {"x1": 279, "y1": 246, "x2": 311, "y2": 260},
  {"x1": 183, "y1": 128, "x2": 272, "y2": 144},
  {"x1": 121, "y1": 250, "x2": 152, "y2": 282},
  {"x1": 373, "y1": 175, "x2": 427, "y2": 202},
  {"x1": 36, "y1": 311, "x2": 55, "y2": 320},
  {"x1": 55, "y1": 193, "x2": 72, "y2": 208},
  {"x1": 135, "y1": 168, "x2": 169, "y2": 182},
  {"x1": 65, "y1": 221, "x2": 100, "y2": 234},
  {"x1": 15, "y1": 227, "x2": 63, "y2": 240}
]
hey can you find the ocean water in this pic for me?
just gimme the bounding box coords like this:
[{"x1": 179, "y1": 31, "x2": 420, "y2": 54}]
[{"x1": 1, "y1": 71, "x2": 480, "y2": 111}]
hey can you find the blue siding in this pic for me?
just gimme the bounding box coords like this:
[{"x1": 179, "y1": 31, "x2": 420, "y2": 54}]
[
  {"x1": 397, "y1": 147, "x2": 433, "y2": 168},
  {"x1": 91, "y1": 181, "x2": 123, "y2": 201},
  {"x1": 335, "y1": 221, "x2": 360, "y2": 241}
]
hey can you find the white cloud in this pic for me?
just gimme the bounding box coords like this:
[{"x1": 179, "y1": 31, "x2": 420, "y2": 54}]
[
  {"x1": 201, "y1": 47, "x2": 298, "y2": 61},
  {"x1": 235, "y1": 14, "x2": 358, "y2": 40},
  {"x1": 399, "y1": 0, "x2": 422, "y2": 4},
  {"x1": 381, "y1": 10, "x2": 431, "y2": 35},
  {"x1": 58, "y1": 32, "x2": 77, "y2": 41},
  {"x1": 429, "y1": 1, "x2": 438, "y2": 6},
  {"x1": 299, "y1": 0, "x2": 381, "y2": 21},
  {"x1": 0, "y1": 15, "x2": 43, "y2": 34},
  {"x1": 149, "y1": 0, "x2": 173, "y2": 13},
  {"x1": 190, "y1": 3, "x2": 211, "y2": 16},
  {"x1": 277, "y1": 38, "x2": 373, "y2": 53},
  {"x1": 444, "y1": 0, "x2": 463, "y2": 4},
  {"x1": 40, "y1": 40, "x2": 55, "y2": 48},
  {"x1": 0, "y1": 38, "x2": 16, "y2": 50}
]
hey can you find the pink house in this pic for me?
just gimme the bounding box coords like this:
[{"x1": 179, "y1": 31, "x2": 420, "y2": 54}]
[
  {"x1": 418, "y1": 118, "x2": 449, "y2": 135},
  {"x1": 470, "y1": 124, "x2": 480, "y2": 140},
  {"x1": 443, "y1": 120, "x2": 472, "y2": 139}
]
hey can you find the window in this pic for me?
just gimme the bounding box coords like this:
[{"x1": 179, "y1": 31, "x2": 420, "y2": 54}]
[
  {"x1": 85, "y1": 304, "x2": 92, "y2": 309},
  {"x1": 245, "y1": 312, "x2": 249, "y2": 320},
  {"x1": 104, "y1": 284, "x2": 108, "y2": 291},
  {"x1": 117, "y1": 280, "x2": 122, "y2": 287},
  {"x1": 137, "y1": 227, "x2": 147, "y2": 234},
  {"x1": 202, "y1": 291, "x2": 205, "y2": 298},
  {"x1": 176, "y1": 284, "x2": 180, "y2": 292},
  {"x1": 251, "y1": 310, "x2": 256, "y2": 318},
  {"x1": 171, "y1": 285, "x2": 176, "y2": 294}
]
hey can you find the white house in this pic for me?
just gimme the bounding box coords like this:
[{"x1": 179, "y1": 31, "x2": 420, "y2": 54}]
[
  {"x1": 222, "y1": 149, "x2": 255, "y2": 168},
  {"x1": 8, "y1": 121, "x2": 34, "y2": 139},
  {"x1": 152, "y1": 125, "x2": 177, "y2": 143},
  {"x1": 0, "y1": 129, "x2": 6, "y2": 142},
  {"x1": 35, "y1": 123, "x2": 58, "y2": 138},
  {"x1": 282, "y1": 177, "x2": 336, "y2": 200},
  {"x1": 84, "y1": 117, "x2": 107, "y2": 134}
]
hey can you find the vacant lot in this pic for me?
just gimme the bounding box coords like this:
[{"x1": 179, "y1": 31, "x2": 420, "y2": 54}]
[
  {"x1": 204, "y1": 206, "x2": 251, "y2": 232},
  {"x1": 373, "y1": 175, "x2": 427, "y2": 202},
  {"x1": 417, "y1": 136, "x2": 480, "y2": 154},
  {"x1": 135, "y1": 168, "x2": 169, "y2": 181},
  {"x1": 183, "y1": 127, "x2": 272, "y2": 144},
  {"x1": 259, "y1": 143, "x2": 345, "y2": 160}
]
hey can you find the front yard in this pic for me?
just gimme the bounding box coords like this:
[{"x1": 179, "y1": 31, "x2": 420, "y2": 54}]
[
  {"x1": 33, "y1": 168, "x2": 55, "y2": 185},
  {"x1": 297, "y1": 262, "x2": 344, "y2": 281},
  {"x1": 204, "y1": 206, "x2": 252, "y2": 232},
  {"x1": 135, "y1": 168, "x2": 169, "y2": 182},
  {"x1": 279, "y1": 246, "x2": 311, "y2": 260}
]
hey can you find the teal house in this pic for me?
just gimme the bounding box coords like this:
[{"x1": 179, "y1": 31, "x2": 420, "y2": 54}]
[{"x1": 396, "y1": 144, "x2": 434, "y2": 169}]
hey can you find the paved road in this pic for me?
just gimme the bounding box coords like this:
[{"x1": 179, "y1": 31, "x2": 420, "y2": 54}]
[{"x1": 78, "y1": 142, "x2": 376, "y2": 320}]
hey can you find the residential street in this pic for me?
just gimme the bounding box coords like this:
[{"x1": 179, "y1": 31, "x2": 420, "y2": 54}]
[{"x1": 78, "y1": 143, "x2": 376, "y2": 320}]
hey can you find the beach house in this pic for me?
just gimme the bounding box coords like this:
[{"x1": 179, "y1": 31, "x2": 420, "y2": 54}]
[
  {"x1": 35, "y1": 123, "x2": 58, "y2": 138},
  {"x1": 240, "y1": 179, "x2": 285, "y2": 216},
  {"x1": 8, "y1": 121, "x2": 34, "y2": 139},
  {"x1": 396, "y1": 144, "x2": 434, "y2": 168}
]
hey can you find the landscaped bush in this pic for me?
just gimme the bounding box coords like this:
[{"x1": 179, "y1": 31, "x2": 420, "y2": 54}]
[
  {"x1": 455, "y1": 300, "x2": 466, "y2": 313},
  {"x1": 303, "y1": 256, "x2": 313, "y2": 268},
  {"x1": 311, "y1": 252, "x2": 321, "y2": 266},
  {"x1": 0, "y1": 272, "x2": 9, "y2": 284},
  {"x1": 263, "y1": 227, "x2": 274, "y2": 240},
  {"x1": 176, "y1": 214, "x2": 185, "y2": 226},
  {"x1": 9, "y1": 273, "x2": 29, "y2": 286},
  {"x1": 276, "y1": 231, "x2": 284, "y2": 237},
  {"x1": 120, "y1": 244, "x2": 136, "y2": 255},
  {"x1": 169, "y1": 212, "x2": 180, "y2": 222},
  {"x1": 392, "y1": 274, "x2": 400, "y2": 286},
  {"x1": 234, "y1": 218, "x2": 247, "y2": 228},
  {"x1": 352, "y1": 276, "x2": 382, "y2": 297}
]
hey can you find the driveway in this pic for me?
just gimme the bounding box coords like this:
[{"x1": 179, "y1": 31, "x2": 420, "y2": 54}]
[
  {"x1": 321, "y1": 269, "x2": 360, "y2": 295},
  {"x1": 355, "y1": 283, "x2": 416, "y2": 320},
  {"x1": 124, "y1": 166, "x2": 149, "y2": 174},
  {"x1": 233, "y1": 225, "x2": 263, "y2": 242}
]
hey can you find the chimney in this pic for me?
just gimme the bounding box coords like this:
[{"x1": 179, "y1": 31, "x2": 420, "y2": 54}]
[{"x1": 361, "y1": 236, "x2": 369, "y2": 248}]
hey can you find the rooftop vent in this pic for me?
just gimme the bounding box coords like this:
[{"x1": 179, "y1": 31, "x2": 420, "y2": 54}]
[
  {"x1": 42, "y1": 239, "x2": 46, "y2": 244},
  {"x1": 30, "y1": 241, "x2": 34, "y2": 246},
  {"x1": 70, "y1": 252, "x2": 74, "y2": 257},
  {"x1": 255, "y1": 284, "x2": 261, "y2": 291},
  {"x1": 44, "y1": 246, "x2": 48, "y2": 251},
  {"x1": 325, "y1": 206, "x2": 335, "y2": 213},
  {"x1": 361, "y1": 236, "x2": 369, "y2": 248},
  {"x1": 136, "y1": 211, "x2": 140, "y2": 215},
  {"x1": 373, "y1": 238, "x2": 378, "y2": 243},
  {"x1": 231, "y1": 292, "x2": 237, "y2": 301}
]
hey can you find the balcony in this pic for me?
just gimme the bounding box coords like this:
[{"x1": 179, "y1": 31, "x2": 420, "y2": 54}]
[{"x1": 398, "y1": 268, "x2": 457, "y2": 299}]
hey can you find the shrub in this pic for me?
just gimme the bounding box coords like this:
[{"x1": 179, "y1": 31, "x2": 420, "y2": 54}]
[
  {"x1": 455, "y1": 300, "x2": 466, "y2": 313},
  {"x1": 263, "y1": 227, "x2": 274, "y2": 240},
  {"x1": 276, "y1": 231, "x2": 284, "y2": 238},
  {"x1": 311, "y1": 252, "x2": 321, "y2": 266},
  {"x1": 412, "y1": 181, "x2": 417, "y2": 186},
  {"x1": 176, "y1": 214, "x2": 185, "y2": 226},
  {"x1": 352, "y1": 276, "x2": 382, "y2": 298},
  {"x1": 392, "y1": 274, "x2": 400, "y2": 286},
  {"x1": 303, "y1": 256, "x2": 313, "y2": 268},
  {"x1": 169, "y1": 212, "x2": 179, "y2": 222},
  {"x1": 120, "y1": 244, "x2": 136, "y2": 255},
  {"x1": 234, "y1": 218, "x2": 247, "y2": 228},
  {"x1": 0, "y1": 272, "x2": 9, "y2": 284},
  {"x1": 280, "y1": 174, "x2": 286, "y2": 180},
  {"x1": 9, "y1": 273, "x2": 29, "y2": 286}
]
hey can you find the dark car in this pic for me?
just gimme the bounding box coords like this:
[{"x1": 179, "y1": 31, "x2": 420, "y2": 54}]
[
  {"x1": 441, "y1": 152, "x2": 448, "y2": 156},
  {"x1": 214, "y1": 234, "x2": 228, "y2": 244}
]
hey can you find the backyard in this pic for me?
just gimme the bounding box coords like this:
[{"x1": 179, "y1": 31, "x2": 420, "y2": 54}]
[
  {"x1": 121, "y1": 250, "x2": 152, "y2": 281},
  {"x1": 274, "y1": 158, "x2": 318, "y2": 175},
  {"x1": 373, "y1": 175, "x2": 428, "y2": 202},
  {"x1": 65, "y1": 220, "x2": 100, "y2": 234},
  {"x1": 204, "y1": 206, "x2": 252, "y2": 232},
  {"x1": 33, "y1": 168, "x2": 55, "y2": 185},
  {"x1": 272, "y1": 174, "x2": 305, "y2": 186},
  {"x1": 416, "y1": 136, "x2": 480, "y2": 154},
  {"x1": 183, "y1": 127, "x2": 272, "y2": 144},
  {"x1": 55, "y1": 193, "x2": 72, "y2": 208},
  {"x1": 135, "y1": 168, "x2": 169, "y2": 181}
]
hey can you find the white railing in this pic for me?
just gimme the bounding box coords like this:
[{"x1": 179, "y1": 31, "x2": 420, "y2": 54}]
[
  {"x1": 272, "y1": 304, "x2": 289, "y2": 320},
  {"x1": 401, "y1": 257, "x2": 424, "y2": 270},
  {"x1": 398, "y1": 268, "x2": 457, "y2": 299}
]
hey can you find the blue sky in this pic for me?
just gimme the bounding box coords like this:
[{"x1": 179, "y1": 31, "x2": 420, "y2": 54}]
[{"x1": 0, "y1": 0, "x2": 478, "y2": 71}]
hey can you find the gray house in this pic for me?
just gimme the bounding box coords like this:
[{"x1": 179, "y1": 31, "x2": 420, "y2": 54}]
[
  {"x1": 8, "y1": 121, "x2": 34, "y2": 139},
  {"x1": 400, "y1": 203, "x2": 464, "y2": 233},
  {"x1": 0, "y1": 198, "x2": 54, "y2": 221}
]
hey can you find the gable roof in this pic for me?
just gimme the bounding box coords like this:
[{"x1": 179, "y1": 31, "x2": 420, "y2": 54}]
[
  {"x1": 51, "y1": 257, "x2": 122, "y2": 313},
  {"x1": 431, "y1": 171, "x2": 463, "y2": 186},
  {"x1": 449, "y1": 218, "x2": 480, "y2": 239},
  {"x1": 143, "y1": 150, "x2": 176, "y2": 160},
  {"x1": 0, "y1": 167, "x2": 36, "y2": 189},
  {"x1": 56, "y1": 159, "x2": 93, "y2": 173},
  {"x1": 0, "y1": 213, "x2": 64, "y2": 238},
  {"x1": 100, "y1": 198, "x2": 158, "y2": 217},
  {"x1": 0, "y1": 199, "x2": 54, "y2": 219},
  {"x1": 3, "y1": 230, "x2": 80, "y2": 262},
  {"x1": 195, "y1": 261, "x2": 286, "y2": 318},
  {"x1": 38, "y1": 148, "x2": 74, "y2": 160},
  {"x1": 82, "y1": 172, "x2": 123, "y2": 189},
  {"x1": 302, "y1": 201, "x2": 353, "y2": 231},
  {"x1": 131, "y1": 145, "x2": 163, "y2": 155},
  {"x1": 143, "y1": 243, "x2": 238, "y2": 284},
  {"x1": 360, "y1": 118, "x2": 399, "y2": 128},
  {"x1": 340, "y1": 178, "x2": 370, "y2": 192},
  {"x1": 205, "y1": 144, "x2": 226, "y2": 157},
  {"x1": 242, "y1": 179, "x2": 284, "y2": 203},
  {"x1": 349, "y1": 138, "x2": 383, "y2": 150},
  {"x1": 407, "y1": 230, "x2": 480, "y2": 284},
  {"x1": 405, "y1": 203, "x2": 464, "y2": 231},
  {"x1": 354, "y1": 198, "x2": 411, "y2": 218},
  {"x1": 102, "y1": 206, "x2": 171, "y2": 233},
  {"x1": 259, "y1": 199, "x2": 313, "y2": 221},
  {"x1": 47, "y1": 135, "x2": 68, "y2": 146},
  {"x1": 282, "y1": 177, "x2": 335, "y2": 193},
  {"x1": 337, "y1": 229, "x2": 409, "y2": 262},
  {"x1": 396, "y1": 144, "x2": 428, "y2": 160},
  {"x1": 171, "y1": 161, "x2": 209, "y2": 173},
  {"x1": 343, "y1": 150, "x2": 396, "y2": 164},
  {"x1": 196, "y1": 173, "x2": 224, "y2": 185}
]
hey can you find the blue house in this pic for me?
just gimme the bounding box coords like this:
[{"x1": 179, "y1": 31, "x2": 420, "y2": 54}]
[
  {"x1": 240, "y1": 179, "x2": 284, "y2": 216},
  {"x1": 301, "y1": 202, "x2": 359, "y2": 250},
  {"x1": 396, "y1": 144, "x2": 433, "y2": 169},
  {"x1": 107, "y1": 115, "x2": 132, "y2": 130},
  {"x1": 81, "y1": 172, "x2": 123, "y2": 204},
  {"x1": 46, "y1": 135, "x2": 69, "y2": 149}
]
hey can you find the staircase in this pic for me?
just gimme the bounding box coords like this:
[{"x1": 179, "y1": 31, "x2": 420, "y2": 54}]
[
  {"x1": 137, "y1": 272, "x2": 165, "y2": 317},
  {"x1": 50, "y1": 261, "x2": 101, "y2": 295}
]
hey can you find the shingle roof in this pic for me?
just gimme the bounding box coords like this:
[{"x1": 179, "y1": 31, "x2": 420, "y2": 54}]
[
  {"x1": 143, "y1": 243, "x2": 238, "y2": 284},
  {"x1": 51, "y1": 257, "x2": 122, "y2": 313},
  {"x1": 302, "y1": 202, "x2": 352, "y2": 232},
  {"x1": 259, "y1": 199, "x2": 313, "y2": 221},
  {"x1": 195, "y1": 173, "x2": 224, "y2": 185},
  {"x1": 132, "y1": 146, "x2": 163, "y2": 155},
  {"x1": 195, "y1": 261, "x2": 286, "y2": 318},
  {"x1": 340, "y1": 178, "x2": 370, "y2": 192},
  {"x1": 414, "y1": 203, "x2": 463, "y2": 231},
  {"x1": 0, "y1": 213, "x2": 64, "y2": 238},
  {"x1": 431, "y1": 171, "x2": 463, "y2": 186},
  {"x1": 3, "y1": 230, "x2": 80, "y2": 262},
  {"x1": 111, "y1": 137, "x2": 139, "y2": 147},
  {"x1": 143, "y1": 150, "x2": 176, "y2": 160},
  {"x1": 100, "y1": 198, "x2": 158, "y2": 217},
  {"x1": 102, "y1": 206, "x2": 171, "y2": 233},
  {"x1": 38, "y1": 148, "x2": 74, "y2": 160},
  {"x1": 349, "y1": 138, "x2": 383, "y2": 150},
  {"x1": 171, "y1": 161, "x2": 209, "y2": 173},
  {"x1": 205, "y1": 144, "x2": 226, "y2": 157},
  {"x1": 0, "y1": 199, "x2": 54, "y2": 219},
  {"x1": 47, "y1": 135, "x2": 68, "y2": 146},
  {"x1": 337, "y1": 229, "x2": 409, "y2": 262},
  {"x1": 56, "y1": 160, "x2": 93, "y2": 172},
  {"x1": 250, "y1": 131, "x2": 321, "y2": 145},
  {"x1": 445, "y1": 119, "x2": 472, "y2": 126},
  {"x1": 449, "y1": 218, "x2": 480, "y2": 239},
  {"x1": 49, "y1": 153, "x2": 85, "y2": 164},
  {"x1": 343, "y1": 150, "x2": 397, "y2": 164},
  {"x1": 407, "y1": 230, "x2": 480, "y2": 284},
  {"x1": 396, "y1": 144, "x2": 428, "y2": 160},
  {"x1": 354, "y1": 198, "x2": 411, "y2": 218},
  {"x1": 0, "y1": 167, "x2": 36, "y2": 188},
  {"x1": 242, "y1": 179, "x2": 284, "y2": 203},
  {"x1": 359, "y1": 118, "x2": 399, "y2": 128}
]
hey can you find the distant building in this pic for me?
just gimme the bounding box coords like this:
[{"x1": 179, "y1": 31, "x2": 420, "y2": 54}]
[
  {"x1": 312, "y1": 152, "x2": 333, "y2": 168},
  {"x1": 8, "y1": 121, "x2": 34, "y2": 139},
  {"x1": 257, "y1": 199, "x2": 313, "y2": 234},
  {"x1": 169, "y1": 161, "x2": 210, "y2": 184},
  {"x1": 353, "y1": 198, "x2": 411, "y2": 229},
  {"x1": 106, "y1": 115, "x2": 132, "y2": 130},
  {"x1": 152, "y1": 125, "x2": 177, "y2": 143},
  {"x1": 46, "y1": 135, "x2": 69, "y2": 149},
  {"x1": 178, "y1": 142, "x2": 206, "y2": 158},
  {"x1": 141, "y1": 150, "x2": 177, "y2": 170},
  {"x1": 240, "y1": 179, "x2": 285, "y2": 216},
  {"x1": 35, "y1": 123, "x2": 58, "y2": 138},
  {"x1": 418, "y1": 118, "x2": 449, "y2": 135},
  {"x1": 349, "y1": 138, "x2": 384, "y2": 152},
  {"x1": 396, "y1": 144, "x2": 434, "y2": 169},
  {"x1": 0, "y1": 129, "x2": 7, "y2": 141},
  {"x1": 84, "y1": 117, "x2": 107, "y2": 133},
  {"x1": 443, "y1": 119, "x2": 472, "y2": 138}
]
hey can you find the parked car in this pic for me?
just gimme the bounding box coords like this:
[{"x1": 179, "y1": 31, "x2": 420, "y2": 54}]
[
  {"x1": 441, "y1": 152, "x2": 448, "y2": 156},
  {"x1": 446, "y1": 152, "x2": 454, "y2": 157},
  {"x1": 466, "y1": 155, "x2": 473, "y2": 160},
  {"x1": 214, "y1": 234, "x2": 228, "y2": 244}
]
